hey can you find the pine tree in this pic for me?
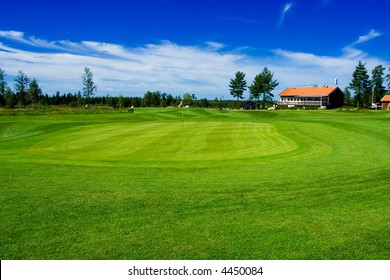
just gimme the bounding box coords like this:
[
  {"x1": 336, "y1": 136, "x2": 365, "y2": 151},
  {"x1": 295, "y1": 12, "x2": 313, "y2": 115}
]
[
  {"x1": 0, "y1": 68, "x2": 6, "y2": 96},
  {"x1": 371, "y1": 65, "x2": 386, "y2": 104},
  {"x1": 349, "y1": 61, "x2": 371, "y2": 107},
  {"x1": 344, "y1": 87, "x2": 351, "y2": 106},
  {"x1": 386, "y1": 68, "x2": 390, "y2": 92},
  {"x1": 0, "y1": 68, "x2": 7, "y2": 107},
  {"x1": 229, "y1": 71, "x2": 247, "y2": 101},
  {"x1": 249, "y1": 67, "x2": 279, "y2": 106},
  {"x1": 28, "y1": 78, "x2": 42, "y2": 109}
]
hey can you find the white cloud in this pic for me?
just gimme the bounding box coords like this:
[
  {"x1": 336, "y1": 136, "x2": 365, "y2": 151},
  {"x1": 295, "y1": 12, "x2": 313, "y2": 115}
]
[
  {"x1": 0, "y1": 30, "x2": 34, "y2": 46},
  {"x1": 0, "y1": 32, "x2": 248, "y2": 97},
  {"x1": 271, "y1": 48, "x2": 355, "y2": 88},
  {"x1": 0, "y1": 30, "x2": 24, "y2": 40},
  {"x1": 206, "y1": 42, "x2": 226, "y2": 51},
  {"x1": 351, "y1": 29, "x2": 382, "y2": 46},
  {"x1": 271, "y1": 41, "x2": 388, "y2": 91},
  {"x1": 278, "y1": 2, "x2": 293, "y2": 27},
  {"x1": 283, "y1": 3, "x2": 293, "y2": 13},
  {"x1": 0, "y1": 30, "x2": 388, "y2": 99}
]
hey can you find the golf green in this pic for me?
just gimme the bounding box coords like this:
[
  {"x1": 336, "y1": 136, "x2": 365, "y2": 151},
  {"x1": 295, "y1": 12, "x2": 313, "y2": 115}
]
[{"x1": 31, "y1": 122, "x2": 298, "y2": 165}]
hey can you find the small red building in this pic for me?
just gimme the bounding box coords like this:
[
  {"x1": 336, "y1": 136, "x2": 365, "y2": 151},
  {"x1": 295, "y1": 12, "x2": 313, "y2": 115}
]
[{"x1": 381, "y1": 95, "x2": 390, "y2": 110}]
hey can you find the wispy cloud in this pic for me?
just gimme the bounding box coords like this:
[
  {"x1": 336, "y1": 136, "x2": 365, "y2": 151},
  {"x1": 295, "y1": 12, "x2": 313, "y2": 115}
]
[
  {"x1": 351, "y1": 29, "x2": 382, "y2": 46},
  {"x1": 205, "y1": 41, "x2": 226, "y2": 51},
  {"x1": 0, "y1": 31, "x2": 248, "y2": 97},
  {"x1": 0, "y1": 30, "x2": 88, "y2": 53},
  {"x1": 0, "y1": 30, "x2": 388, "y2": 99},
  {"x1": 0, "y1": 30, "x2": 24, "y2": 40},
  {"x1": 337, "y1": 29, "x2": 383, "y2": 68},
  {"x1": 272, "y1": 29, "x2": 387, "y2": 89},
  {"x1": 277, "y1": 2, "x2": 293, "y2": 27}
]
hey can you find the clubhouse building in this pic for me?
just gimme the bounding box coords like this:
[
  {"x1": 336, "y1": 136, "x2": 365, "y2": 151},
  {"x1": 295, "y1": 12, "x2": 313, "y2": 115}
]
[
  {"x1": 278, "y1": 86, "x2": 344, "y2": 108},
  {"x1": 381, "y1": 95, "x2": 390, "y2": 110}
]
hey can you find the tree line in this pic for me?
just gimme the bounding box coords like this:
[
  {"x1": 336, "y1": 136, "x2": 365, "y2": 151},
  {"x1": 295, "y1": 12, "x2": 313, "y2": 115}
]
[
  {"x1": 0, "y1": 67, "x2": 179, "y2": 109},
  {"x1": 346, "y1": 61, "x2": 390, "y2": 107},
  {"x1": 229, "y1": 62, "x2": 390, "y2": 108},
  {"x1": 0, "y1": 67, "x2": 241, "y2": 109},
  {"x1": 229, "y1": 67, "x2": 279, "y2": 107},
  {"x1": 1, "y1": 62, "x2": 389, "y2": 109}
]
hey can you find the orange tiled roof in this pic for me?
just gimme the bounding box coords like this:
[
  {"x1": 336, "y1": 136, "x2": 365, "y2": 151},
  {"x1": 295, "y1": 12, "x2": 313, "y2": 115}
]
[
  {"x1": 381, "y1": 95, "x2": 390, "y2": 102},
  {"x1": 279, "y1": 86, "x2": 337, "y2": 97}
]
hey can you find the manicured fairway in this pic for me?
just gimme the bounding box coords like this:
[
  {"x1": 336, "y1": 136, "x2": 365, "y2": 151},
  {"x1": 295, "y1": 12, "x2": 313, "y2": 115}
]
[{"x1": 0, "y1": 108, "x2": 389, "y2": 259}]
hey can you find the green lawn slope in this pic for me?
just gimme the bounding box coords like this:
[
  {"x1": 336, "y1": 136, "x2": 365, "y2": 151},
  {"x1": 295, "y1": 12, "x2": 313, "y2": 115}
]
[{"x1": 0, "y1": 108, "x2": 389, "y2": 259}]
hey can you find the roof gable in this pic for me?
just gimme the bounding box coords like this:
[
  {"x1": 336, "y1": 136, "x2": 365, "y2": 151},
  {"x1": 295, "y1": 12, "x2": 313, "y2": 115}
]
[
  {"x1": 381, "y1": 95, "x2": 390, "y2": 102},
  {"x1": 280, "y1": 86, "x2": 338, "y2": 97}
]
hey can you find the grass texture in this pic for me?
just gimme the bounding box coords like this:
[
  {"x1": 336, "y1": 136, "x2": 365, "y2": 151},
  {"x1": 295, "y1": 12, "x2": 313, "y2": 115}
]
[{"x1": 0, "y1": 108, "x2": 389, "y2": 259}]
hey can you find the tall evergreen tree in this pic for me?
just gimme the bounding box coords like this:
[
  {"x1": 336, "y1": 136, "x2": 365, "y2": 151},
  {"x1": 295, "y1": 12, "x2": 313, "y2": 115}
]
[
  {"x1": 343, "y1": 87, "x2": 351, "y2": 106},
  {"x1": 0, "y1": 67, "x2": 6, "y2": 106},
  {"x1": 229, "y1": 71, "x2": 247, "y2": 101},
  {"x1": 386, "y1": 68, "x2": 390, "y2": 91},
  {"x1": 371, "y1": 65, "x2": 386, "y2": 104},
  {"x1": 28, "y1": 78, "x2": 42, "y2": 109},
  {"x1": 4, "y1": 87, "x2": 16, "y2": 108},
  {"x1": 349, "y1": 61, "x2": 371, "y2": 107},
  {"x1": 0, "y1": 68, "x2": 6, "y2": 96},
  {"x1": 249, "y1": 67, "x2": 279, "y2": 106}
]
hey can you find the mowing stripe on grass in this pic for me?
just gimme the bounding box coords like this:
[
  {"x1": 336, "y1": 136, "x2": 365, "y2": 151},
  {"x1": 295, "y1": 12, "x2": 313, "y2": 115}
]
[
  {"x1": 1, "y1": 108, "x2": 389, "y2": 259},
  {"x1": 30, "y1": 122, "x2": 300, "y2": 165}
]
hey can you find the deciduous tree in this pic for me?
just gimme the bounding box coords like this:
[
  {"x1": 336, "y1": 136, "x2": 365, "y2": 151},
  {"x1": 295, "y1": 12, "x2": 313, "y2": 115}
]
[
  {"x1": 82, "y1": 67, "x2": 97, "y2": 104},
  {"x1": 183, "y1": 93, "x2": 193, "y2": 106},
  {"x1": 14, "y1": 70, "x2": 30, "y2": 107}
]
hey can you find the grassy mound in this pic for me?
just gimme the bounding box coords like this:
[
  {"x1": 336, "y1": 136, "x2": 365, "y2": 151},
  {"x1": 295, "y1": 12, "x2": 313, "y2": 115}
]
[{"x1": 31, "y1": 121, "x2": 299, "y2": 165}]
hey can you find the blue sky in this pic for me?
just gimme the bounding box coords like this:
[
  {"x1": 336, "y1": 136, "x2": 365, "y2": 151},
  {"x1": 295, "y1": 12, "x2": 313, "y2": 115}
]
[{"x1": 0, "y1": 0, "x2": 389, "y2": 99}]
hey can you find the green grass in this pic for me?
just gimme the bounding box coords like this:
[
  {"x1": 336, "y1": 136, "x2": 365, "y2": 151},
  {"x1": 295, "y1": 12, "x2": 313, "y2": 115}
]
[{"x1": 0, "y1": 108, "x2": 389, "y2": 259}]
